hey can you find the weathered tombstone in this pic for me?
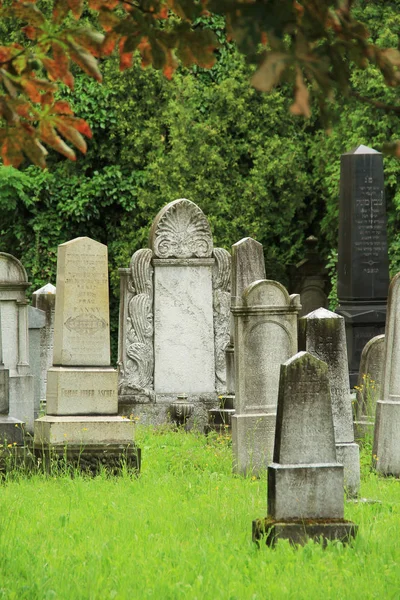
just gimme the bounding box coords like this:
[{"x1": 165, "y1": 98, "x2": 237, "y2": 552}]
[
  {"x1": 209, "y1": 237, "x2": 266, "y2": 431},
  {"x1": 354, "y1": 334, "x2": 384, "y2": 440},
  {"x1": 373, "y1": 273, "x2": 400, "y2": 476},
  {"x1": 232, "y1": 279, "x2": 300, "y2": 475},
  {"x1": 0, "y1": 253, "x2": 34, "y2": 434},
  {"x1": 253, "y1": 352, "x2": 357, "y2": 546},
  {"x1": 0, "y1": 308, "x2": 23, "y2": 443},
  {"x1": 28, "y1": 305, "x2": 46, "y2": 419},
  {"x1": 336, "y1": 145, "x2": 389, "y2": 387},
  {"x1": 118, "y1": 199, "x2": 231, "y2": 428},
  {"x1": 299, "y1": 308, "x2": 360, "y2": 497},
  {"x1": 34, "y1": 237, "x2": 138, "y2": 471},
  {"x1": 32, "y1": 283, "x2": 56, "y2": 405},
  {"x1": 290, "y1": 236, "x2": 330, "y2": 317}
]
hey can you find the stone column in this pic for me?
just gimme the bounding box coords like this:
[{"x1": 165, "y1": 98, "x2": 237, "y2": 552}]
[
  {"x1": 253, "y1": 352, "x2": 357, "y2": 546},
  {"x1": 336, "y1": 145, "x2": 389, "y2": 387},
  {"x1": 373, "y1": 272, "x2": 400, "y2": 476},
  {"x1": 232, "y1": 279, "x2": 299, "y2": 476},
  {"x1": 299, "y1": 308, "x2": 360, "y2": 497}
]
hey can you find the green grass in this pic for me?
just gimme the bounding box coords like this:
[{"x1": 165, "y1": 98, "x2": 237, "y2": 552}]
[{"x1": 0, "y1": 428, "x2": 399, "y2": 599}]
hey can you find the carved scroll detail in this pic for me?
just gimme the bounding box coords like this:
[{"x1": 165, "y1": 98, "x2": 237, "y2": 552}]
[
  {"x1": 123, "y1": 248, "x2": 155, "y2": 400},
  {"x1": 213, "y1": 248, "x2": 231, "y2": 392},
  {"x1": 151, "y1": 199, "x2": 213, "y2": 258}
]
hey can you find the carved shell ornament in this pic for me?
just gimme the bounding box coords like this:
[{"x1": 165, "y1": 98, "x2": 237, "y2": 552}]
[{"x1": 150, "y1": 199, "x2": 214, "y2": 258}]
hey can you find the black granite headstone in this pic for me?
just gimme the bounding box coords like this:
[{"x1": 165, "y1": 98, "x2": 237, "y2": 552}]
[{"x1": 336, "y1": 145, "x2": 389, "y2": 388}]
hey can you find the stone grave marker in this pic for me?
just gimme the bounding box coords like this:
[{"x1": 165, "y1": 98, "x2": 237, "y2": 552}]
[
  {"x1": 373, "y1": 272, "x2": 400, "y2": 476},
  {"x1": 354, "y1": 333, "x2": 384, "y2": 440},
  {"x1": 336, "y1": 145, "x2": 389, "y2": 387},
  {"x1": 118, "y1": 199, "x2": 231, "y2": 429},
  {"x1": 32, "y1": 283, "x2": 56, "y2": 406},
  {"x1": 253, "y1": 352, "x2": 358, "y2": 547},
  {"x1": 299, "y1": 308, "x2": 360, "y2": 497},
  {"x1": 28, "y1": 305, "x2": 46, "y2": 419},
  {"x1": 34, "y1": 237, "x2": 139, "y2": 471},
  {"x1": 290, "y1": 235, "x2": 330, "y2": 317},
  {"x1": 0, "y1": 252, "x2": 34, "y2": 435},
  {"x1": 232, "y1": 279, "x2": 300, "y2": 476},
  {"x1": 209, "y1": 237, "x2": 266, "y2": 431}
]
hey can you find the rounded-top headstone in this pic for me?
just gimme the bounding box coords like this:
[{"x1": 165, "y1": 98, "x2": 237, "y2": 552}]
[
  {"x1": 243, "y1": 279, "x2": 290, "y2": 308},
  {"x1": 149, "y1": 198, "x2": 213, "y2": 259},
  {"x1": 0, "y1": 253, "x2": 28, "y2": 284}
]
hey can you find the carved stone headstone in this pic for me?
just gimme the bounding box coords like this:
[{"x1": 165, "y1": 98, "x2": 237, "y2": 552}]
[
  {"x1": 118, "y1": 199, "x2": 231, "y2": 428},
  {"x1": 32, "y1": 283, "x2": 56, "y2": 405},
  {"x1": 354, "y1": 334, "x2": 384, "y2": 440},
  {"x1": 28, "y1": 305, "x2": 46, "y2": 419},
  {"x1": 299, "y1": 308, "x2": 360, "y2": 497},
  {"x1": 232, "y1": 279, "x2": 299, "y2": 476},
  {"x1": 253, "y1": 352, "x2": 357, "y2": 547},
  {"x1": 34, "y1": 237, "x2": 138, "y2": 470},
  {"x1": 336, "y1": 145, "x2": 389, "y2": 387},
  {"x1": 290, "y1": 236, "x2": 330, "y2": 317},
  {"x1": 0, "y1": 252, "x2": 34, "y2": 435},
  {"x1": 373, "y1": 273, "x2": 400, "y2": 476}
]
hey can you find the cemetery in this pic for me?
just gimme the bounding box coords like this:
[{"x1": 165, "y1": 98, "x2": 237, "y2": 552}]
[{"x1": 1, "y1": 1, "x2": 400, "y2": 597}]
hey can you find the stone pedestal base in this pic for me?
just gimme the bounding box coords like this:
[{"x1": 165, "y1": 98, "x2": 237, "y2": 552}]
[
  {"x1": 0, "y1": 416, "x2": 25, "y2": 444},
  {"x1": 34, "y1": 415, "x2": 135, "y2": 446},
  {"x1": 232, "y1": 412, "x2": 276, "y2": 476},
  {"x1": 336, "y1": 442, "x2": 360, "y2": 497},
  {"x1": 373, "y1": 400, "x2": 400, "y2": 476},
  {"x1": 354, "y1": 418, "x2": 374, "y2": 442},
  {"x1": 208, "y1": 394, "x2": 235, "y2": 432},
  {"x1": 47, "y1": 367, "x2": 118, "y2": 415},
  {"x1": 33, "y1": 443, "x2": 141, "y2": 475},
  {"x1": 252, "y1": 517, "x2": 358, "y2": 547},
  {"x1": 9, "y1": 375, "x2": 34, "y2": 432},
  {"x1": 268, "y1": 463, "x2": 344, "y2": 520}
]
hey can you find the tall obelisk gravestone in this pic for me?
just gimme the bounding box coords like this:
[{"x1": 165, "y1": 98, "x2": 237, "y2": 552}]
[
  {"x1": 336, "y1": 145, "x2": 389, "y2": 388},
  {"x1": 34, "y1": 237, "x2": 138, "y2": 470}
]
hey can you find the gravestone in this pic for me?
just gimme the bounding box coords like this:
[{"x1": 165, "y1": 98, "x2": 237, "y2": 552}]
[
  {"x1": 32, "y1": 283, "x2": 56, "y2": 406},
  {"x1": 336, "y1": 145, "x2": 389, "y2": 387},
  {"x1": 299, "y1": 308, "x2": 360, "y2": 497},
  {"x1": 253, "y1": 352, "x2": 357, "y2": 546},
  {"x1": 373, "y1": 273, "x2": 400, "y2": 476},
  {"x1": 118, "y1": 199, "x2": 231, "y2": 428},
  {"x1": 0, "y1": 307, "x2": 23, "y2": 443},
  {"x1": 354, "y1": 334, "x2": 384, "y2": 440},
  {"x1": 34, "y1": 237, "x2": 138, "y2": 471},
  {"x1": 28, "y1": 305, "x2": 46, "y2": 419},
  {"x1": 290, "y1": 236, "x2": 330, "y2": 317},
  {"x1": 0, "y1": 252, "x2": 34, "y2": 434},
  {"x1": 209, "y1": 237, "x2": 266, "y2": 431},
  {"x1": 231, "y1": 279, "x2": 300, "y2": 476}
]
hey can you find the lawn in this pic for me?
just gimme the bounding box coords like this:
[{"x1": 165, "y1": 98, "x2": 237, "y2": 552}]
[{"x1": 0, "y1": 427, "x2": 398, "y2": 599}]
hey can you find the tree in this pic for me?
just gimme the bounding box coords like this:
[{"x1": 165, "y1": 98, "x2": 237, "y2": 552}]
[{"x1": 1, "y1": 0, "x2": 400, "y2": 167}]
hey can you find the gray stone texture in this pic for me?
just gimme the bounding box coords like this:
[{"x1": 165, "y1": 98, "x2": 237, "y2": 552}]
[
  {"x1": 0, "y1": 253, "x2": 34, "y2": 432},
  {"x1": 268, "y1": 352, "x2": 344, "y2": 520},
  {"x1": 232, "y1": 279, "x2": 299, "y2": 475},
  {"x1": 354, "y1": 334, "x2": 384, "y2": 439},
  {"x1": 373, "y1": 272, "x2": 400, "y2": 475},
  {"x1": 32, "y1": 283, "x2": 56, "y2": 404},
  {"x1": 28, "y1": 305, "x2": 46, "y2": 419},
  {"x1": 299, "y1": 308, "x2": 360, "y2": 496},
  {"x1": 118, "y1": 199, "x2": 231, "y2": 429}
]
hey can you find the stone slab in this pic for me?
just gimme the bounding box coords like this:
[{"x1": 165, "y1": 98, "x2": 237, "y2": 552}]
[
  {"x1": 34, "y1": 415, "x2": 135, "y2": 446},
  {"x1": 232, "y1": 412, "x2": 276, "y2": 476},
  {"x1": 0, "y1": 368, "x2": 9, "y2": 414},
  {"x1": 0, "y1": 415, "x2": 25, "y2": 444},
  {"x1": 336, "y1": 442, "x2": 361, "y2": 497},
  {"x1": 373, "y1": 400, "x2": 400, "y2": 476},
  {"x1": 9, "y1": 375, "x2": 34, "y2": 432},
  {"x1": 53, "y1": 237, "x2": 110, "y2": 366},
  {"x1": 268, "y1": 463, "x2": 344, "y2": 520},
  {"x1": 46, "y1": 367, "x2": 118, "y2": 415},
  {"x1": 153, "y1": 261, "x2": 215, "y2": 393},
  {"x1": 253, "y1": 518, "x2": 358, "y2": 547}
]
